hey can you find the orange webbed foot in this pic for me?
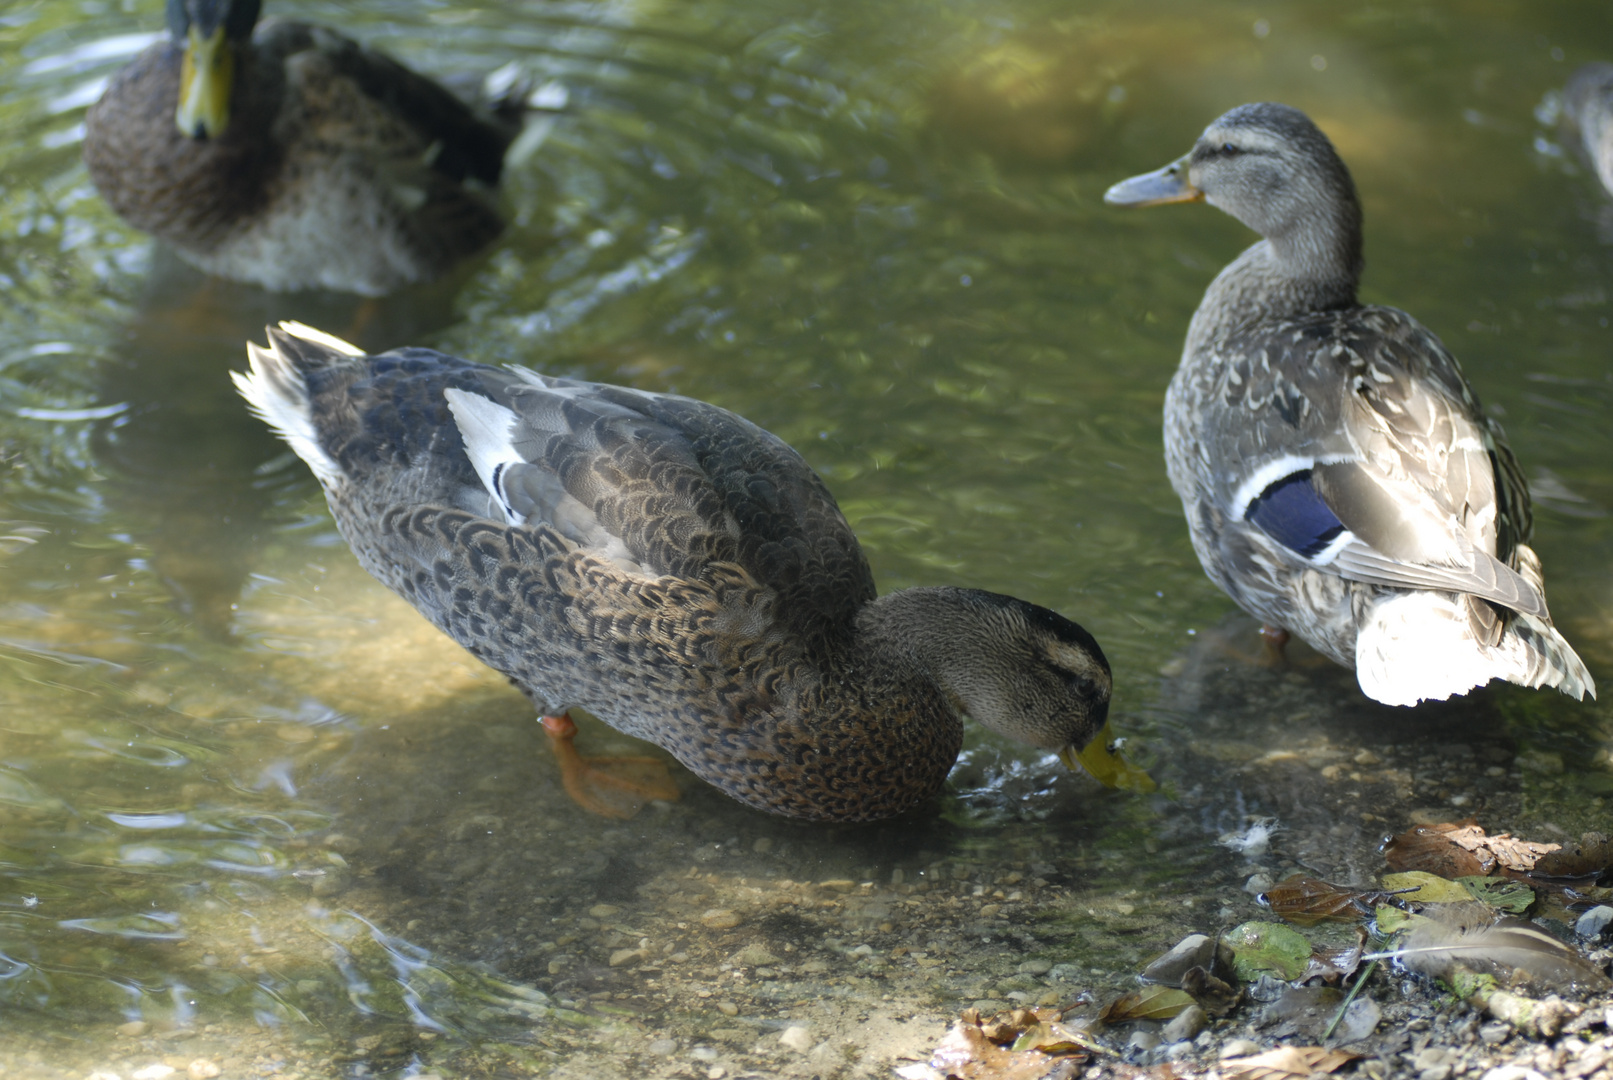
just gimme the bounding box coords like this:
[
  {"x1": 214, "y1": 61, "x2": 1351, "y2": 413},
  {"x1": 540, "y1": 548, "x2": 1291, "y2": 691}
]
[{"x1": 542, "y1": 713, "x2": 681, "y2": 820}]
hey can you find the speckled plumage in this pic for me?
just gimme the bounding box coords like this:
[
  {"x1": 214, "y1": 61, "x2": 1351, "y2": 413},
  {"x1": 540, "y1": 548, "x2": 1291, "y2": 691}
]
[
  {"x1": 1108, "y1": 103, "x2": 1594, "y2": 706},
  {"x1": 235, "y1": 324, "x2": 1114, "y2": 821},
  {"x1": 84, "y1": 3, "x2": 512, "y2": 295},
  {"x1": 1566, "y1": 62, "x2": 1613, "y2": 198}
]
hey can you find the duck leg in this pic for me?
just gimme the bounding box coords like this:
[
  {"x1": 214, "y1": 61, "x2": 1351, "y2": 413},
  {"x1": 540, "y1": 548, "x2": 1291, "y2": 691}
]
[
  {"x1": 1260, "y1": 625, "x2": 1291, "y2": 665},
  {"x1": 540, "y1": 713, "x2": 681, "y2": 819}
]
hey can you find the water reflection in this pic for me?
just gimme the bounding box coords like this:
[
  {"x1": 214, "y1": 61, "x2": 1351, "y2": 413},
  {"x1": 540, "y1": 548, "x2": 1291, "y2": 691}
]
[{"x1": 0, "y1": 0, "x2": 1609, "y2": 1074}]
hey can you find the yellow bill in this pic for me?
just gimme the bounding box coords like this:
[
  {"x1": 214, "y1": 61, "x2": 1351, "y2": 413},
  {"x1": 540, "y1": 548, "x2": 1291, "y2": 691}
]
[
  {"x1": 1059, "y1": 720, "x2": 1156, "y2": 793},
  {"x1": 177, "y1": 23, "x2": 234, "y2": 139}
]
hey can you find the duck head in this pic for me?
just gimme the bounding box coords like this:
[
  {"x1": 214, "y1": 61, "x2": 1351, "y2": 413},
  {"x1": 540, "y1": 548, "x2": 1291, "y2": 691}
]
[{"x1": 168, "y1": 0, "x2": 261, "y2": 139}]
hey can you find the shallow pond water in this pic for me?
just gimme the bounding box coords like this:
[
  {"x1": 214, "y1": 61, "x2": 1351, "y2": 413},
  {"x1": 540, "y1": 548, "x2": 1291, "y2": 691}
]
[{"x1": 1, "y1": 0, "x2": 1612, "y2": 1077}]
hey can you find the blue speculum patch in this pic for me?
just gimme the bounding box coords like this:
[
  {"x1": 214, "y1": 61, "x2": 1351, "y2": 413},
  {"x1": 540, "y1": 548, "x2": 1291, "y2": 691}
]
[{"x1": 1246, "y1": 470, "x2": 1346, "y2": 558}]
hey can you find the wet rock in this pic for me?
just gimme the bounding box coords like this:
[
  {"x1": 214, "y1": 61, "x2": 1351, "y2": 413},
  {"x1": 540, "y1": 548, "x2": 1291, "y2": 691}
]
[
  {"x1": 701, "y1": 909, "x2": 742, "y2": 930},
  {"x1": 1127, "y1": 1029, "x2": 1161, "y2": 1053},
  {"x1": 1260, "y1": 985, "x2": 1344, "y2": 1041},
  {"x1": 589, "y1": 904, "x2": 621, "y2": 919},
  {"x1": 691, "y1": 1046, "x2": 719, "y2": 1061},
  {"x1": 1574, "y1": 905, "x2": 1612, "y2": 940},
  {"x1": 1244, "y1": 872, "x2": 1276, "y2": 894},
  {"x1": 310, "y1": 868, "x2": 350, "y2": 897},
  {"x1": 609, "y1": 947, "x2": 646, "y2": 967},
  {"x1": 715, "y1": 1001, "x2": 738, "y2": 1017},
  {"x1": 1335, "y1": 997, "x2": 1381, "y2": 1043},
  {"x1": 1414, "y1": 1046, "x2": 1456, "y2": 1080},
  {"x1": 1017, "y1": 959, "x2": 1052, "y2": 976},
  {"x1": 1162, "y1": 1005, "x2": 1206, "y2": 1043},
  {"x1": 1049, "y1": 963, "x2": 1082, "y2": 981},
  {"x1": 186, "y1": 1063, "x2": 221, "y2": 1080},
  {"x1": 117, "y1": 1021, "x2": 149, "y2": 1037},
  {"x1": 734, "y1": 944, "x2": 779, "y2": 966},
  {"x1": 1141, "y1": 934, "x2": 1230, "y2": 987},
  {"x1": 131, "y1": 1067, "x2": 175, "y2": 1080},
  {"x1": 1479, "y1": 1021, "x2": 1512, "y2": 1045},
  {"x1": 1221, "y1": 1039, "x2": 1263, "y2": 1059},
  {"x1": 647, "y1": 1038, "x2": 677, "y2": 1055},
  {"x1": 779, "y1": 1025, "x2": 813, "y2": 1053},
  {"x1": 1479, "y1": 1068, "x2": 1549, "y2": 1080}
]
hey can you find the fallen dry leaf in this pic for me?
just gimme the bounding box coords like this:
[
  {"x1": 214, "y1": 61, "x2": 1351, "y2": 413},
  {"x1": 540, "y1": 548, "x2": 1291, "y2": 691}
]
[
  {"x1": 1222, "y1": 1045, "x2": 1361, "y2": 1080},
  {"x1": 927, "y1": 1006, "x2": 1093, "y2": 1080},
  {"x1": 1300, "y1": 927, "x2": 1368, "y2": 983},
  {"x1": 929, "y1": 1022, "x2": 1077, "y2": 1080},
  {"x1": 1181, "y1": 965, "x2": 1240, "y2": 1017},
  {"x1": 1098, "y1": 985, "x2": 1196, "y2": 1024},
  {"x1": 1382, "y1": 821, "x2": 1559, "y2": 879},
  {"x1": 1258, "y1": 874, "x2": 1406, "y2": 925},
  {"x1": 1530, "y1": 833, "x2": 1613, "y2": 882}
]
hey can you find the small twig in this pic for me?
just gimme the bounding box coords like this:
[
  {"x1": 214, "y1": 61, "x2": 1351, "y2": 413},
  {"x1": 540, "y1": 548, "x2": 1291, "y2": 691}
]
[{"x1": 1322, "y1": 958, "x2": 1378, "y2": 1041}]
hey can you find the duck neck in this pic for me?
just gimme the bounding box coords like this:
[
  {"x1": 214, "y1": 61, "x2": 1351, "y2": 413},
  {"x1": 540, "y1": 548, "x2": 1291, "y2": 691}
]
[
  {"x1": 1187, "y1": 198, "x2": 1363, "y2": 354},
  {"x1": 851, "y1": 587, "x2": 999, "y2": 713}
]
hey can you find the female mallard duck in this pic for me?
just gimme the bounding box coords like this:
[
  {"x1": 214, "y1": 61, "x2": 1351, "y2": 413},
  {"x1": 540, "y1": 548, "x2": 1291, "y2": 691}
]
[
  {"x1": 83, "y1": 0, "x2": 516, "y2": 295},
  {"x1": 1566, "y1": 63, "x2": 1613, "y2": 197},
  {"x1": 1105, "y1": 103, "x2": 1594, "y2": 707},
  {"x1": 234, "y1": 323, "x2": 1146, "y2": 821}
]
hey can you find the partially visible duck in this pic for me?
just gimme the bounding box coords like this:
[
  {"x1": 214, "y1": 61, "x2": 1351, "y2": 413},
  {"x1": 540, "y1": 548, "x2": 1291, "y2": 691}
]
[
  {"x1": 234, "y1": 323, "x2": 1150, "y2": 821},
  {"x1": 84, "y1": 0, "x2": 517, "y2": 295},
  {"x1": 1566, "y1": 62, "x2": 1613, "y2": 197},
  {"x1": 1105, "y1": 103, "x2": 1594, "y2": 706}
]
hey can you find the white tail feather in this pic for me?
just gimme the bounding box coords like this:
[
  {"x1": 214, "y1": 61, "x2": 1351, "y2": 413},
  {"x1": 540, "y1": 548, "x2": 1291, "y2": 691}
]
[
  {"x1": 1355, "y1": 591, "x2": 1595, "y2": 705},
  {"x1": 232, "y1": 335, "x2": 344, "y2": 489},
  {"x1": 275, "y1": 321, "x2": 364, "y2": 357}
]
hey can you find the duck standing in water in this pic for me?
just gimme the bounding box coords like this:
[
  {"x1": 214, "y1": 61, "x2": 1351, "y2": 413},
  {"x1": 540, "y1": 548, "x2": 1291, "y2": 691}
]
[
  {"x1": 1106, "y1": 103, "x2": 1594, "y2": 706},
  {"x1": 84, "y1": 0, "x2": 518, "y2": 295},
  {"x1": 234, "y1": 323, "x2": 1149, "y2": 821}
]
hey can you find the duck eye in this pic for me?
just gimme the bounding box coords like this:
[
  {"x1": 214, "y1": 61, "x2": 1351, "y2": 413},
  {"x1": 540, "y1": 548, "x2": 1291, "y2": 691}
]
[{"x1": 1221, "y1": 142, "x2": 1239, "y2": 156}]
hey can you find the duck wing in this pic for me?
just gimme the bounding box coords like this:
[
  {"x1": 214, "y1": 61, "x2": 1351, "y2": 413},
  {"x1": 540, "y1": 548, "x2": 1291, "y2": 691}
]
[
  {"x1": 1220, "y1": 306, "x2": 1543, "y2": 617},
  {"x1": 445, "y1": 367, "x2": 877, "y2": 657}
]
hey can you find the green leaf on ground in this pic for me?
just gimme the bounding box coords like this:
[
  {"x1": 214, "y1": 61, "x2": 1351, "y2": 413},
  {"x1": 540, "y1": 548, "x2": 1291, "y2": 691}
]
[
  {"x1": 1380, "y1": 871, "x2": 1470, "y2": 903},
  {"x1": 1226, "y1": 921, "x2": 1311, "y2": 982},
  {"x1": 1458, "y1": 876, "x2": 1534, "y2": 913}
]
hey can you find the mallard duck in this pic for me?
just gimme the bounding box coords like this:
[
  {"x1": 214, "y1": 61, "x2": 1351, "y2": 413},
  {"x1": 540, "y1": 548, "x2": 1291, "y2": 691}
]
[
  {"x1": 234, "y1": 323, "x2": 1148, "y2": 821},
  {"x1": 1105, "y1": 103, "x2": 1595, "y2": 707},
  {"x1": 83, "y1": 0, "x2": 516, "y2": 295},
  {"x1": 1566, "y1": 63, "x2": 1613, "y2": 197}
]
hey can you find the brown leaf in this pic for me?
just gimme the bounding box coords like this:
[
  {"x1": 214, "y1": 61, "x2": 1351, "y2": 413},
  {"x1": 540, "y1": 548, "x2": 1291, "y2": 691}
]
[
  {"x1": 1181, "y1": 965, "x2": 1241, "y2": 1017},
  {"x1": 1098, "y1": 985, "x2": 1196, "y2": 1024},
  {"x1": 1222, "y1": 1046, "x2": 1362, "y2": 1080},
  {"x1": 1258, "y1": 875, "x2": 1401, "y2": 926},
  {"x1": 1530, "y1": 833, "x2": 1613, "y2": 881},
  {"x1": 928, "y1": 1008, "x2": 1091, "y2": 1080},
  {"x1": 1382, "y1": 821, "x2": 1560, "y2": 879},
  {"x1": 1301, "y1": 927, "x2": 1368, "y2": 983},
  {"x1": 930, "y1": 1023, "x2": 1070, "y2": 1080}
]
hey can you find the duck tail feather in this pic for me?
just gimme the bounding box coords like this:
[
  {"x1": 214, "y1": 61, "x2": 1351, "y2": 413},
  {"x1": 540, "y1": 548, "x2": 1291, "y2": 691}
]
[
  {"x1": 1354, "y1": 590, "x2": 1595, "y2": 705},
  {"x1": 233, "y1": 326, "x2": 350, "y2": 489}
]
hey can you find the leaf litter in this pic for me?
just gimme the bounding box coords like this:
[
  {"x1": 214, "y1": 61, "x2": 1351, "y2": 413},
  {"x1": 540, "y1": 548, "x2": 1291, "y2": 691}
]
[{"x1": 916, "y1": 816, "x2": 1612, "y2": 1078}]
